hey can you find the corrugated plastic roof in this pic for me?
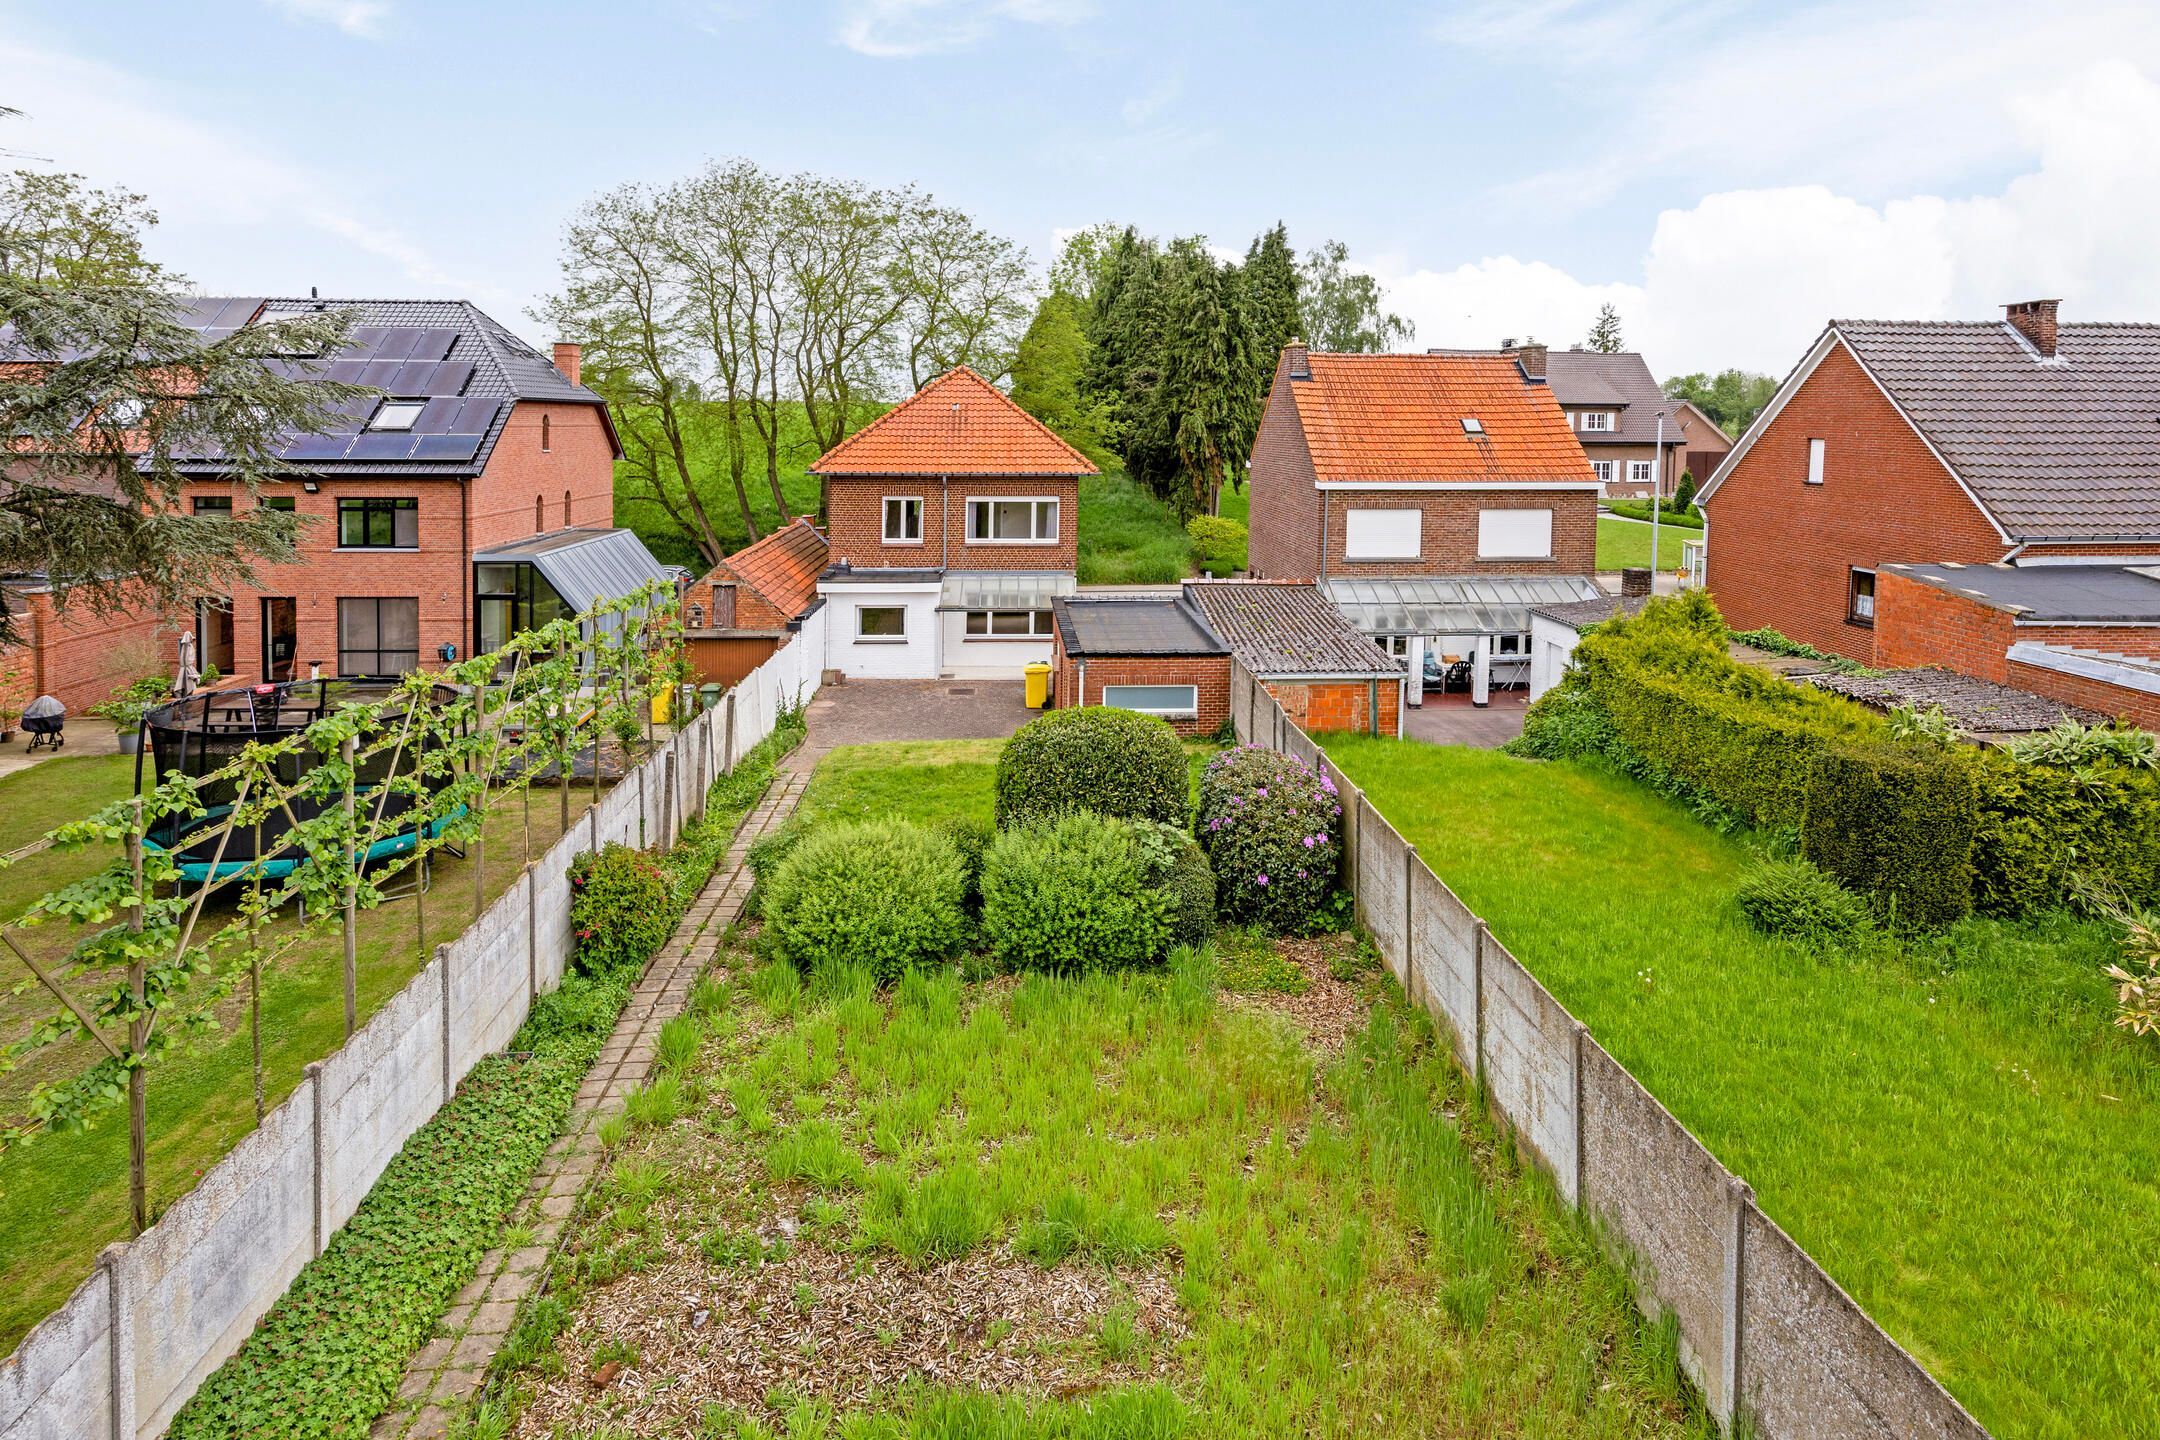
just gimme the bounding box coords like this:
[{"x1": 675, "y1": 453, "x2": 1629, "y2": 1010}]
[
  {"x1": 939, "y1": 571, "x2": 1076, "y2": 612},
  {"x1": 474, "y1": 527, "x2": 673, "y2": 637},
  {"x1": 1283, "y1": 353, "x2": 1596, "y2": 484},
  {"x1": 1184, "y1": 581, "x2": 1401, "y2": 677},
  {"x1": 1837, "y1": 320, "x2": 2160, "y2": 540},
  {"x1": 810, "y1": 368, "x2": 1097, "y2": 476},
  {"x1": 1325, "y1": 575, "x2": 1603, "y2": 636}
]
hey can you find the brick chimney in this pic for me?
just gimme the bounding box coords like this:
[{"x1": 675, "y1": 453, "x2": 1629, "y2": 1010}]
[
  {"x1": 553, "y1": 342, "x2": 582, "y2": 385},
  {"x1": 1285, "y1": 340, "x2": 1311, "y2": 381},
  {"x1": 1510, "y1": 339, "x2": 1548, "y2": 381},
  {"x1": 1620, "y1": 567, "x2": 1652, "y2": 597},
  {"x1": 2004, "y1": 300, "x2": 2060, "y2": 358}
]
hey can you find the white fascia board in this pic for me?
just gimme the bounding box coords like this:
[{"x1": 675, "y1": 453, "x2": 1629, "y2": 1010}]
[
  {"x1": 2012, "y1": 550, "x2": 2160, "y2": 565},
  {"x1": 815, "y1": 580, "x2": 944, "y2": 594},
  {"x1": 1315, "y1": 481, "x2": 1602, "y2": 492}
]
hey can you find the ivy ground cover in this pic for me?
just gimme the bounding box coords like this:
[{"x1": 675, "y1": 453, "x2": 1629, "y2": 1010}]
[
  {"x1": 1324, "y1": 736, "x2": 2160, "y2": 1440},
  {"x1": 468, "y1": 741, "x2": 1724, "y2": 1438}
]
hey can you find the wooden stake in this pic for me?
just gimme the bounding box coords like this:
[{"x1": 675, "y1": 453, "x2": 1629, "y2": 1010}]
[
  {"x1": 341, "y1": 735, "x2": 358, "y2": 1037},
  {"x1": 126, "y1": 795, "x2": 147, "y2": 1236}
]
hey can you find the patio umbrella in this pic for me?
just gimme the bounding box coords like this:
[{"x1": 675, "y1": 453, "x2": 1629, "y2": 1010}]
[{"x1": 176, "y1": 630, "x2": 199, "y2": 698}]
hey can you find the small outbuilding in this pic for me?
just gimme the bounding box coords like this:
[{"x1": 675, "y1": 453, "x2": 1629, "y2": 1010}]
[{"x1": 1526, "y1": 592, "x2": 1653, "y2": 699}]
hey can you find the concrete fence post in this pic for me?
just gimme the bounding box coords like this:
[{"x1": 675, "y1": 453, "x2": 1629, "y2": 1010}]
[
  {"x1": 1472, "y1": 919, "x2": 1490, "y2": 1080},
  {"x1": 437, "y1": 943, "x2": 453, "y2": 1103},
  {"x1": 1722, "y1": 1177, "x2": 1754, "y2": 1426},
  {"x1": 305, "y1": 1062, "x2": 326, "y2": 1257},
  {"x1": 1341, "y1": 784, "x2": 1362, "y2": 895},
  {"x1": 724, "y1": 690, "x2": 738, "y2": 776},
  {"x1": 586, "y1": 794, "x2": 599, "y2": 854},
  {"x1": 1570, "y1": 1020, "x2": 1588, "y2": 1209},
  {"x1": 1402, "y1": 843, "x2": 1420, "y2": 998},
  {"x1": 101, "y1": 1242, "x2": 133, "y2": 1440},
  {"x1": 525, "y1": 863, "x2": 538, "y2": 1005},
  {"x1": 637, "y1": 764, "x2": 647, "y2": 849}
]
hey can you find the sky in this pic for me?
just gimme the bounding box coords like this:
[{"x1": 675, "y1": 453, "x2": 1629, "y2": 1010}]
[{"x1": 8, "y1": 0, "x2": 2160, "y2": 380}]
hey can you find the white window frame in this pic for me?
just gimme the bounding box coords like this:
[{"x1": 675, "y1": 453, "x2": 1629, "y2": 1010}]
[
  {"x1": 882, "y1": 495, "x2": 923, "y2": 545},
  {"x1": 367, "y1": 399, "x2": 425, "y2": 433},
  {"x1": 965, "y1": 496, "x2": 1059, "y2": 545},
  {"x1": 1476, "y1": 508, "x2": 1554, "y2": 560},
  {"x1": 1343, "y1": 507, "x2": 1423, "y2": 561},
  {"x1": 964, "y1": 608, "x2": 1054, "y2": 639},
  {"x1": 1628, "y1": 460, "x2": 1654, "y2": 484},
  {"x1": 1578, "y1": 411, "x2": 1612, "y2": 432},
  {"x1": 855, "y1": 604, "x2": 908, "y2": 643},
  {"x1": 1807, "y1": 437, "x2": 1826, "y2": 486},
  {"x1": 1589, "y1": 459, "x2": 1616, "y2": 484},
  {"x1": 1101, "y1": 683, "x2": 1199, "y2": 719}
]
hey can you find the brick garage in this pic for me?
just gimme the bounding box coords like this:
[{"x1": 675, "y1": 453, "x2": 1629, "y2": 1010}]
[{"x1": 1050, "y1": 596, "x2": 1230, "y2": 738}]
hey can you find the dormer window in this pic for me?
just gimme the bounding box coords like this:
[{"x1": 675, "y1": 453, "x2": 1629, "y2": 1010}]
[
  {"x1": 1578, "y1": 411, "x2": 1612, "y2": 432},
  {"x1": 368, "y1": 400, "x2": 425, "y2": 432},
  {"x1": 1461, "y1": 417, "x2": 1485, "y2": 435}
]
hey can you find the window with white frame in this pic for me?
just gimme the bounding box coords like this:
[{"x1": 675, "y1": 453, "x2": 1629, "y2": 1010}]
[
  {"x1": 1102, "y1": 683, "x2": 1198, "y2": 717},
  {"x1": 882, "y1": 496, "x2": 923, "y2": 543},
  {"x1": 1807, "y1": 437, "x2": 1826, "y2": 485},
  {"x1": 856, "y1": 605, "x2": 907, "y2": 641},
  {"x1": 1628, "y1": 460, "x2": 1654, "y2": 484},
  {"x1": 1476, "y1": 508, "x2": 1553, "y2": 559},
  {"x1": 1578, "y1": 411, "x2": 1612, "y2": 432},
  {"x1": 966, "y1": 497, "x2": 1058, "y2": 543},
  {"x1": 1343, "y1": 508, "x2": 1422, "y2": 560},
  {"x1": 1589, "y1": 460, "x2": 1615, "y2": 483},
  {"x1": 964, "y1": 609, "x2": 1054, "y2": 638}
]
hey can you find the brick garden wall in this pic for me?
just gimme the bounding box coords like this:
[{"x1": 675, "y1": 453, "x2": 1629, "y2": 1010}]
[{"x1": 1703, "y1": 341, "x2": 2010, "y2": 663}]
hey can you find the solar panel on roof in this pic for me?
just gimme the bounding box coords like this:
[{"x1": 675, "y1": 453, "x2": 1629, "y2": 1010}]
[
  {"x1": 346, "y1": 432, "x2": 419, "y2": 461},
  {"x1": 368, "y1": 330, "x2": 421, "y2": 363},
  {"x1": 453, "y1": 398, "x2": 503, "y2": 432},
  {"x1": 409, "y1": 433, "x2": 484, "y2": 461},
  {"x1": 325, "y1": 359, "x2": 369, "y2": 384},
  {"x1": 279, "y1": 434, "x2": 353, "y2": 461},
  {"x1": 359, "y1": 361, "x2": 406, "y2": 388},
  {"x1": 388, "y1": 361, "x2": 447, "y2": 395},
  {"x1": 410, "y1": 328, "x2": 458, "y2": 361},
  {"x1": 424, "y1": 360, "x2": 475, "y2": 396},
  {"x1": 409, "y1": 397, "x2": 463, "y2": 433}
]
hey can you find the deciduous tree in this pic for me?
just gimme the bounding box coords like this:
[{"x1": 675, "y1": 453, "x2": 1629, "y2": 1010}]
[
  {"x1": 1299, "y1": 239, "x2": 1412, "y2": 353},
  {"x1": 1663, "y1": 368, "x2": 1779, "y2": 435},
  {"x1": 1585, "y1": 302, "x2": 1626, "y2": 353}
]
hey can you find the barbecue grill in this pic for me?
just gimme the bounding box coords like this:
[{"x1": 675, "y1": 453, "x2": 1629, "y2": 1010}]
[{"x1": 21, "y1": 695, "x2": 63, "y2": 752}]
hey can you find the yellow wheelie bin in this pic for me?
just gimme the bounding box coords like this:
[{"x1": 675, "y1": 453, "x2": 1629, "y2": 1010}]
[{"x1": 1024, "y1": 661, "x2": 1052, "y2": 709}]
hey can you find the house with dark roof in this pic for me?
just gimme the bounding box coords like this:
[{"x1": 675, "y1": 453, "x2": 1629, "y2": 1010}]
[
  {"x1": 810, "y1": 366, "x2": 1095, "y2": 680},
  {"x1": 1049, "y1": 580, "x2": 1404, "y2": 737},
  {"x1": 162, "y1": 297, "x2": 661, "y2": 683},
  {"x1": 1246, "y1": 341, "x2": 1603, "y2": 700},
  {"x1": 1696, "y1": 298, "x2": 2160, "y2": 666}
]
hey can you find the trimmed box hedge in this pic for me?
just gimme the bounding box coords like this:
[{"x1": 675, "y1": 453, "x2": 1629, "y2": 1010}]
[
  {"x1": 1801, "y1": 741, "x2": 1977, "y2": 926},
  {"x1": 994, "y1": 707, "x2": 1188, "y2": 831}
]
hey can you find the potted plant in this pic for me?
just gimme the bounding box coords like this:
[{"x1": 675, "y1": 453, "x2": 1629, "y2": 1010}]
[
  {"x1": 0, "y1": 701, "x2": 18, "y2": 744},
  {"x1": 89, "y1": 675, "x2": 174, "y2": 755}
]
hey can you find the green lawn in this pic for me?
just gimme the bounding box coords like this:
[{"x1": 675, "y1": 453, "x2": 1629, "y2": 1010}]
[
  {"x1": 1594, "y1": 515, "x2": 1689, "y2": 572},
  {"x1": 0, "y1": 769, "x2": 610, "y2": 1353},
  {"x1": 1324, "y1": 738, "x2": 2160, "y2": 1440},
  {"x1": 800, "y1": 738, "x2": 1220, "y2": 831},
  {"x1": 476, "y1": 740, "x2": 1721, "y2": 1438},
  {"x1": 1076, "y1": 469, "x2": 1193, "y2": 584}
]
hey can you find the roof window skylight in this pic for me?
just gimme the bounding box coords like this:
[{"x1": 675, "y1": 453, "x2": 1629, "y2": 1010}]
[
  {"x1": 1461, "y1": 416, "x2": 1485, "y2": 434},
  {"x1": 369, "y1": 400, "x2": 425, "y2": 432}
]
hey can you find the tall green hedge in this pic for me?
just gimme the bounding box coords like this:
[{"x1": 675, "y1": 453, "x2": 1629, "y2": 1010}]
[
  {"x1": 1969, "y1": 750, "x2": 2160, "y2": 914},
  {"x1": 1800, "y1": 742, "x2": 1977, "y2": 925}
]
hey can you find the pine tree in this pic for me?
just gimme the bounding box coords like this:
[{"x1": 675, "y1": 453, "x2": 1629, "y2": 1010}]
[
  {"x1": 1586, "y1": 302, "x2": 1626, "y2": 353},
  {"x1": 1010, "y1": 292, "x2": 1113, "y2": 466}
]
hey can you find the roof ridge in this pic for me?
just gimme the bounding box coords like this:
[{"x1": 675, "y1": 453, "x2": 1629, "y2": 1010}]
[{"x1": 809, "y1": 365, "x2": 1095, "y2": 475}]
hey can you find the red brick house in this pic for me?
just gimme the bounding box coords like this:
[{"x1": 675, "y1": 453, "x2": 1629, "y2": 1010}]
[
  {"x1": 1048, "y1": 580, "x2": 1404, "y2": 738},
  {"x1": 682, "y1": 517, "x2": 829, "y2": 685},
  {"x1": 165, "y1": 297, "x2": 663, "y2": 682},
  {"x1": 810, "y1": 367, "x2": 1095, "y2": 679},
  {"x1": 1695, "y1": 300, "x2": 2160, "y2": 664},
  {"x1": 1438, "y1": 342, "x2": 1705, "y2": 498},
  {"x1": 1246, "y1": 341, "x2": 1602, "y2": 698}
]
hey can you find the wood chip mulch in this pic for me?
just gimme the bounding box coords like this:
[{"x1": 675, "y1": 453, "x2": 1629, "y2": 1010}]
[
  {"x1": 512, "y1": 1240, "x2": 1184, "y2": 1434},
  {"x1": 1225, "y1": 933, "x2": 1371, "y2": 1055}
]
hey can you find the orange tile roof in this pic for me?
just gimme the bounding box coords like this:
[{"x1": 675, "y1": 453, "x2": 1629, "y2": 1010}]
[
  {"x1": 1282, "y1": 353, "x2": 1596, "y2": 483},
  {"x1": 709, "y1": 517, "x2": 828, "y2": 622},
  {"x1": 809, "y1": 367, "x2": 1097, "y2": 476}
]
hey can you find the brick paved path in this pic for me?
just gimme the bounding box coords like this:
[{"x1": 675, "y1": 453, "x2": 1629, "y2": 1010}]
[{"x1": 373, "y1": 767, "x2": 810, "y2": 1439}]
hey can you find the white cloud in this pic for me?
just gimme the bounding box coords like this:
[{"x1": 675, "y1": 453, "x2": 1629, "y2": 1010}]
[
  {"x1": 263, "y1": 0, "x2": 390, "y2": 39},
  {"x1": 835, "y1": 0, "x2": 1092, "y2": 58},
  {"x1": 1373, "y1": 59, "x2": 2160, "y2": 375},
  {"x1": 1, "y1": 35, "x2": 483, "y2": 303}
]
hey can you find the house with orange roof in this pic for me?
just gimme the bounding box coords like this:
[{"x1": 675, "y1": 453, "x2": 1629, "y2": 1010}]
[
  {"x1": 1247, "y1": 342, "x2": 1604, "y2": 704},
  {"x1": 682, "y1": 516, "x2": 829, "y2": 684},
  {"x1": 809, "y1": 366, "x2": 1097, "y2": 680}
]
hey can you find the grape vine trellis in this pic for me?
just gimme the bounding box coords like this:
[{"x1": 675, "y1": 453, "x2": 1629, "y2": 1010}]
[{"x1": 0, "y1": 582, "x2": 693, "y2": 1234}]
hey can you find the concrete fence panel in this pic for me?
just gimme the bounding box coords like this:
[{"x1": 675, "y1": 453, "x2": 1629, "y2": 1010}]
[
  {"x1": 1578, "y1": 1037, "x2": 1734, "y2": 1418},
  {"x1": 1231, "y1": 667, "x2": 1255, "y2": 743},
  {"x1": 318, "y1": 954, "x2": 446, "y2": 1235},
  {"x1": 448, "y1": 867, "x2": 533, "y2": 1074},
  {"x1": 1355, "y1": 798, "x2": 1411, "y2": 978},
  {"x1": 124, "y1": 1078, "x2": 318, "y2": 1437},
  {"x1": 1407, "y1": 861, "x2": 1479, "y2": 1054},
  {"x1": 0, "y1": 1254, "x2": 114, "y2": 1440},
  {"x1": 1739, "y1": 1207, "x2": 1989, "y2": 1440},
  {"x1": 531, "y1": 829, "x2": 578, "y2": 992},
  {"x1": 1283, "y1": 726, "x2": 1320, "y2": 769},
  {"x1": 1475, "y1": 938, "x2": 1582, "y2": 1206}
]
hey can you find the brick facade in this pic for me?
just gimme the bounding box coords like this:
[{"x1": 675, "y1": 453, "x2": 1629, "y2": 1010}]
[
  {"x1": 1248, "y1": 355, "x2": 1323, "y2": 579},
  {"x1": 1321, "y1": 489, "x2": 1597, "y2": 578},
  {"x1": 2004, "y1": 658, "x2": 2160, "y2": 730},
  {"x1": 1268, "y1": 677, "x2": 1399, "y2": 737},
  {"x1": 0, "y1": 585, "x2": 176, "y2": 717},
  {"x1": 1702, "y1": 341, "x2": 2010, "y2": 663},
  {"x1": 185, "y1": 401, "x2": 617, "y2": 681},
  {"x1": 1047, "y1": 632, "x2": 1230, "y2": 738},
  {"x1": 1875, "y1": 568, "x2": 2160, "y2": 679},
  {"x1": 824, "y1": 475, "x2": 1079, "y2": 574}
]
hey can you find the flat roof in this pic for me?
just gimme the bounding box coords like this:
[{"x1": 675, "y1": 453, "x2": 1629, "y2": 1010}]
[
  {"x1": 1887, "y1": 562, "x2": 2160, "y2": 623},
  {"x1": 1054, "y1": 595, "x2": 1228, "y2": 658}
]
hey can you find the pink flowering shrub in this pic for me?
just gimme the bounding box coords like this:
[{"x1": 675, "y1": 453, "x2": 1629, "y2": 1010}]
[
  {"x1": 568, "y1": 843, "x2": 674, "y2": 978},
  {"x1": 1196, "y1": 745, "x2": 1344, "y2": 931}
]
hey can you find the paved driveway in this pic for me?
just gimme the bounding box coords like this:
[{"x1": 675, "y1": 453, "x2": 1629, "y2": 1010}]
[{"x1": 791, "y1": 678, "x2": 1035, "y2": 769}]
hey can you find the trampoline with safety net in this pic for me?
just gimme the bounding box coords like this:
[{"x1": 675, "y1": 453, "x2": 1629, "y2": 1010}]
[{"x1": 136, "y1": 679, "x2": 468, "y2": 885}]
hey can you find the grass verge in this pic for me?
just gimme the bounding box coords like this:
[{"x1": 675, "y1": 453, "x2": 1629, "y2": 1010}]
[
  {"x1": 1076, "y1": 470, "x2": 1192, "y2": 584},
  {"x1": 1593, "y1": 515, "x2": 1689, "y2": 571},
  {"x1": 1325, "y1": 736, "x2": 2160, "y2": 1440}
]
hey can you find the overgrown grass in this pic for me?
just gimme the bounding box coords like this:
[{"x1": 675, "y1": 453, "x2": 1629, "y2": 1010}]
[
  {"x1": 1325, "y1": 736, "x2": 2160, "y2": 1440},
  {"x1": 1076, "y1": 469, "x2": 1192, "y2": 584},
  {"x1": 476, "y1": 745, "x2": 1719, "y2": 1438},
  {"x1": 1593, "y1": 515, "x2": 1689, "y2": 571},
  {"x1": 799, "y1": 738, "x2": 1223, "y2": 834}
]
